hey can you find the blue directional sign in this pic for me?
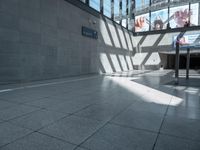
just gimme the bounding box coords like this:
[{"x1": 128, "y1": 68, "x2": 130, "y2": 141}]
[
  {"x1": 82, "y1": 26, "x2": 98, "y2": 39},
  {"x1": 173, "y1": 33, "x2": 200, "y2": 49}
]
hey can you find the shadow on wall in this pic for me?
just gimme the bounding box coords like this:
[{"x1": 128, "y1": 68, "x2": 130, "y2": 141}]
[
  {"x1": 132, "y1": 34, "x2": 166, "y2": 70},
  {"x1": 97, "y1": 15, "x2": 176, "y2": 72},
  {"x1": 98, "y1": 16, "x2": 135, "y2": 74}
]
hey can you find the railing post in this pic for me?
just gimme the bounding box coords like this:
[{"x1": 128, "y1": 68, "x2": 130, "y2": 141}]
[
  {"x1": 119, "y1": 0, "x2": 122, "y2": 24},
  {"x1": 100, "y1": 0, "x2": 103, "y2": 14},
  {"x1": 175, "y1": 41, "x2": 180, "y2": 84},
  {"x1": 86, "y1": 0, "x2": 89, "y2": 5},
  {"x1": 186, "y1": 48, "x2": 190, "y2": 79},
  {"x1": 111, "y1": 0, "x2": 114, "y2": 20}
]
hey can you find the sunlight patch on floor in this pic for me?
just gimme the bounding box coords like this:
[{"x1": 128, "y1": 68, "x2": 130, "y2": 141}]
[{"x1": 108, "y1": 76, "x2": 183, "y2": 106}]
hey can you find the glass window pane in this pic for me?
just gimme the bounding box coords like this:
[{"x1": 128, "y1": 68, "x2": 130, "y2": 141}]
[
  {"x1": 135, "y1": 0, "x2": 150, "y2": 10},
  {"x1": 190, "y1": 3, "x2": 199, "y2": 26},
  {"x1": 104, "y1": 0, "x2": 111, "y2": 18},
  {"x1": 122, "y1": 0, "x2": 127, "y2": 27},
  {"x1": 114, "y1": 0, "x2": 120, "y2": 23},
  {"x1": 90, "y1": 0, "x2": 100, "y2": 11}
]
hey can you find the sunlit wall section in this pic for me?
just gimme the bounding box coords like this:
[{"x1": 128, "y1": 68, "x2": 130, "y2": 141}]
[
  {"x1": 100, "y1": 53, "x2": 113, "y2": 73},
  {"x1": 117, "y1": 26, "x2": 128, "y2": 49},
  {"x1": 158, "y1": 32, "x2": 179, "y2": 46},
  {"x1": 145, "y1": 52, "x2": 161, "y2": 66},
  {"x1": 125, "y1": 31, "x2": 133, "y2": 50},
  {"x1": 132, "y1": 53, "x2": 148, "y2": 66},
  {"x1": 107, "y1": 20, "x2": 121, "y2": 48},
  {"x1": 141, "y1": 34, "x2": 161, "y2": 47},
  {"x1": 110, "y1": 54, "x2": 122, "y2": 72},
  {"x1": 99, "y1": 19, "x2": 113, "y2": 46},
  {"x1": 126, "y1": 55, "x2": 133, "y2": 70},
  {"x1": 131, "y1": 35, "x2": 139, "y2": 49},
  {"x1": 119, "y1": 55, "x2": 128, "y2": 71}
]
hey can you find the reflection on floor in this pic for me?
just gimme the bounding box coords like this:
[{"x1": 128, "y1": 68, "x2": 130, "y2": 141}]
[{"x1": 0, "y1": 70, "x2": 200, "y2": 150}]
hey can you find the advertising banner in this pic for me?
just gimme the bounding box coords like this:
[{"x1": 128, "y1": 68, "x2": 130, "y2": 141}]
[
  {"x1": 151, "y1": 9, "x2": 168, "y2": 30},
  {"x1": 173, "y1": 33, "x2": 200, "y2": 49},
  {"x1": 135, "y1": 13, "x2": 150, "y2": 32},
  {"x1": 169, "y1": 5, "x2": 189, "y2": 28}
]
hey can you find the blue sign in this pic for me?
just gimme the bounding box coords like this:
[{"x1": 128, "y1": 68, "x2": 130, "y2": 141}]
[
  {"x1": 172, "y1": 33, "x2": 200, "y2": 49},
  {"x1": 82, "y1": 26, "x2": 98, "y2": 39}
]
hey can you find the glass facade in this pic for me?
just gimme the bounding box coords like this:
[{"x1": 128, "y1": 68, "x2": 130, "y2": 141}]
[
  {"x1": 103, "y1": 0, "x2": 111, "y2": 18},
  {"x1": 122, "y1": 0, "x2": 127, "y2": 27},
  {"x1": 114, "y1": 0, "x2": 120, "y2": 23},
  {"x1": 78, "y1": 0, "x2": 200, "y2": 32},
  {"x1": 89, "y1": 0, "x2": 100, "y2": 11},
  {"x1": 134, "y1": 0, "x2": 200, "y2": 32},
  {"x1": 135, "y1": 0, "x2": 150, "y2": 10}
]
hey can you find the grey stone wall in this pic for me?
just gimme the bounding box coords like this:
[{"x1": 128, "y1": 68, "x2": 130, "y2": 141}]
[
  {"x1": 2, "y1": 0, "x2": 198, "y2": 84},
  {"x1": 0, "y1": 0, "x2": 135, "y2": 84}
]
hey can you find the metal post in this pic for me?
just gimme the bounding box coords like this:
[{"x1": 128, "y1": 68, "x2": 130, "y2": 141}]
[
  {"x1": 119, "y1": 0, "x2": 122, "y2": 24},
  {"x1": 86, "y1": 0, "x2": 89, "y2": 5},
  {"x1": 126, "y1": 0, "x2": 129, "y2": 28},
  {"x1": 186, "y1": 48, "x2": 190, "y2": 79},
  {"x1": 100, "y1": 0, "x2": 103, "y2": 14},
  {"x1": 111, "y1": 0, "x2": 114, "y2": 20},
  {"x1": 131, "y1": 0, "x2": 135, "y2": 31},
  {"x1": 175, "y1": 41, "x2": 180, "y2": 84}
]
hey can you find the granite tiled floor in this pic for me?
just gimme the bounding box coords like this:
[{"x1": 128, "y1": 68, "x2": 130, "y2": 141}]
[{"x1": 0, "y1": 70, "x2": 200, "y2": 150}]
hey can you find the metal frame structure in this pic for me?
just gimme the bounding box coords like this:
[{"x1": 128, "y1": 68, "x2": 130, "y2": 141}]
[{"x1": 78, "y1": 0, "x2": 200, "y2": 33}]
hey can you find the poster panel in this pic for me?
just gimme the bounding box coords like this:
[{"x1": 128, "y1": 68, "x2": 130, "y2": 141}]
[
  {"x1": 151, "y1": 9, "x2": 168, "y2": 30},
  {"x1": 173, "y1": 33, "x2": 200, "y2": 49},
  {"x1": 169, "y1": 5, "x2": 189, "y2": 28},
  {"x1": 135, "y1": 13, "x2": 150, "y2": 32}
]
